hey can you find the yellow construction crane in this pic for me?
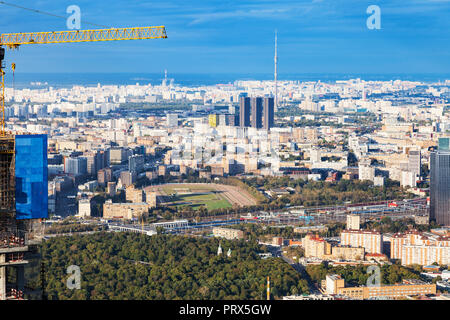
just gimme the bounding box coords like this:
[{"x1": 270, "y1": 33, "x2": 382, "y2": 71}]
[{"x1": 0, "y1": 26, "x2": 167, "y2": 136}]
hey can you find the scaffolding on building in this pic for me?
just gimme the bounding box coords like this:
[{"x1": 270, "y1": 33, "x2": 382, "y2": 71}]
[
  {"x1": 0, "y1": 135, "x2": 29, "y2": 301},
  {"x1": 0, "y1": 136, "x2": 15, "y2": 226}
]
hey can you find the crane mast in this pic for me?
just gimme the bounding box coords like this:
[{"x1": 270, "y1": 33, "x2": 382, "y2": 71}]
[
  {"x1": 0, "y1": 48, "x2": 5, "y2": 136},
  {"x1": 0, "y1": 26, "x2": 167, "y2": 136}
]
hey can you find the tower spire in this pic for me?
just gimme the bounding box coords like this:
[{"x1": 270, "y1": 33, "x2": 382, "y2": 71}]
[
  {"x1": 163, "y1": 69, "x2": 168, "y2": 87},
  {"x1": 274, "y1": 30, "x2": 278, "y2": 112}
]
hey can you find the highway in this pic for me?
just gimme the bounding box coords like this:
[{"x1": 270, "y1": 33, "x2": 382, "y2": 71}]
[{"x1": 277, "y1": 250, "x2": 322, "y2": 295}]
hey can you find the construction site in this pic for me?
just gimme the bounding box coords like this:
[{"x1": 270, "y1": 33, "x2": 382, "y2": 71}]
[
  {"x1": 0, "y1": 134, "x2": 37, "y2": 300},
  {"x1": 0, "y1": 130, "x2": 47, "y2": 299},
  {"x1": 0, "y1": 134, "x2": 23, "y2": 300}
]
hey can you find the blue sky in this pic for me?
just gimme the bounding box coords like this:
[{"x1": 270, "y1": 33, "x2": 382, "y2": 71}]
[{"x1": 1, "y1": 0, "x2": 449, "y2": 75}]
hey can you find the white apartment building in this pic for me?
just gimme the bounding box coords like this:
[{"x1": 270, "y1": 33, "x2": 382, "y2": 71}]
[{"x1": 340, "y1": 230, "x2": 383, "y2": 254}]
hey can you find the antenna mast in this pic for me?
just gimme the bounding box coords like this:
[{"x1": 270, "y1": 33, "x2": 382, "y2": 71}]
[{"x1": 274, "y1": 30, "x2": 278, "y2": 112}]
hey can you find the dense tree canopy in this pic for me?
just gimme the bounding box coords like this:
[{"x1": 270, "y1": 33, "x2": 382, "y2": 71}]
[{"x1": 41, "y1": 232, "x2": 309, "y2": 300}]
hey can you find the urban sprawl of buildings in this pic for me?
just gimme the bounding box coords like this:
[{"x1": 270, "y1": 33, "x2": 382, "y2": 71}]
[{"x1": 3, "y1": 76, "x2": 450, "y2": 300}]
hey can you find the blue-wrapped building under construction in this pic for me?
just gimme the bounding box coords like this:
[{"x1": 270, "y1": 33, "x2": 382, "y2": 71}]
[{"x1": 15, "y1": 134, "x2": 48, "y2": 220}]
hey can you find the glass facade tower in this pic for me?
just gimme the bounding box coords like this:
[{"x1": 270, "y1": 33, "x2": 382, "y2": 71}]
[
  {"x1": 430, "y1": 150, "x2": 450, "y2": 226},
  {"x1": 239, "y1": 97, "x2": 250, "y2": 128}
]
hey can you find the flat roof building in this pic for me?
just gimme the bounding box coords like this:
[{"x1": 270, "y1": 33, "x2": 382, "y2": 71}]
[
  {"x1": 103, "y1": 202, "x2": 150, "y2": 220},
  {"x1": 213, "y1": 227, "x2": 244, "y2": 240},
  {"x1": 325, "y1": 274, "x2": 436, "y2": 299}
]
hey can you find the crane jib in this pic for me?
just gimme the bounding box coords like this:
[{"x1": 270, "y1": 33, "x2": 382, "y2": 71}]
[{"x1": 0, "y1": 26, "x2": 167, "y2": 47}]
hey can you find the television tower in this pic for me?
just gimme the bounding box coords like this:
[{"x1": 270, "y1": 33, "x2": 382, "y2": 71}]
[
  {"x1": 162, "y1": 69, "x2": 168, "y2": 87},
  {"x1": 274, "y1": 30, "x2": 278, "y2": 112}
]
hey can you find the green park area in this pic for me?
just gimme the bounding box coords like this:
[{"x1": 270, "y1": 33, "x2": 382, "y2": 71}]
[{"x1": 161, "y1": 184, "x2": 232, "y2": 211}]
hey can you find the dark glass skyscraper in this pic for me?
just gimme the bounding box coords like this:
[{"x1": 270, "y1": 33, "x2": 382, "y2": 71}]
[
  {"x1": 239, "y1": 97, "x2": 250, "y2": 127},
  {"x1": 430, "y1": 143, "x2": 450, "y2": 226},
  {"x1": 263, "y1": 97, "x2": 274, "y2": 131},
  {"x1": 250, "y1": 97, "x2": 263, "y2": 129},
  {"x1": 240, "y1": 96, "x2": 274, "y2": 130}
]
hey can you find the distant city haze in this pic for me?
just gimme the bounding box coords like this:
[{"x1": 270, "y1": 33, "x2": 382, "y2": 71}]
[{"x1": 6, "y1": 72, "x2": 450, "y2": 89}]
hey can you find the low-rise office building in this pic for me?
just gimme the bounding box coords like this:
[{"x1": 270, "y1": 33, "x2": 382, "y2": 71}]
[
  {"x1": 103, "y1": 201, "x2": 151, "y2": 219},
  {"x1": 324, "y1": 274, "x2": 436, "y2": 299},
  {"x1": 212, "y1": 227, "x2": 244, "y2": 240}
]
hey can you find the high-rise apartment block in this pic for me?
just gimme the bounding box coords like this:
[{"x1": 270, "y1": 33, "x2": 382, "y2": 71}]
[
  {"x1": 226, "y1": 113, "x2": 238, "y2": 126},
  {"x1": 97, "y1": 168, "x2": 112, "y2": 186},
  {"x1": 145, "y1": 190, "x2": 157, "y2": 207},
  {"x1": 263, "y1": 97, "x2": 274, "y2": 131},
  {"x1": 239, "y1": 97, "x2": 251, "y2": 128},
  {"x1": 358, "y1": 165, "x2": 375, "y2": 181},
  {"x1": 293, "y1": 127, "x2": 318, "y2": 143},
  {"x1": 302, "y1": 234, "x2": 364, "y2": 261},
  {"x1": 126, "y1": 185, "x2": 144, "y2": 203},
  {"x1": 85, "y1": 153, "x2": 96, "y2": 176},
  {"x1": 120, "y1": 170, "x2": 135, "y2": 187},
  {"x1": 78, "y1": 199, "x2": 91, "y2": 217},
  {"x1": 390, "y1": 230, "x2": 450, "y2": 266},
  {"x1": 340, "y1": 229, "x2": 383, "y2": 254},
  {"x1": 64, "y1": 156, "x2": 87, "y2": 176},
  {"x1": 240, "y1": 96, "x2": 274, "y2": 130},
  {"x1": 250, "y1": 97, "x2": 263, "y2": 129},
  {"x1": 107, "y1": 181, "x2": 116, "y2": 197},
  {"x1": 408, "y1": 150, "x2": 421, "y2": 177},
  {"x1": 109, "y1": 147, "x2": 127, "y2": 165},
  {"x1": 346, "y1": 214, "x2": 361, "y2": 230},
  {"x1": 167, "y1": 113, "x2": 179, "y2": 127},
  {"x1": 129, "y1": 154, "x2": 144, "y2": 174},
  {"x1": 83, "y1": 150, "x2": 105, "y2": 177},
  {"x1": 303, "y1": 234, "x2": 332, "y2": 259}
]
